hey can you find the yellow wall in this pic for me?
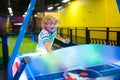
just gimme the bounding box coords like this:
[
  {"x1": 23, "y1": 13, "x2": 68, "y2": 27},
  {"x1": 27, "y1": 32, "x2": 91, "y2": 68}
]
[
  {"x1": 58, "y1": 0, "x2": 120, "y2": 28},
  {"x1": 105, "y1": 0, "x2": 120, "y2": 27},
  {"x1": 59, "y1": 0, "x2": 105, "y2": 27}
]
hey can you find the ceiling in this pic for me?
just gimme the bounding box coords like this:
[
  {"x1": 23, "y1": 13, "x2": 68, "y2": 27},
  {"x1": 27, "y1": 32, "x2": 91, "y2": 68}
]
[{"x1": 0, "y1": 0, "x2": 71, "y2": 17}]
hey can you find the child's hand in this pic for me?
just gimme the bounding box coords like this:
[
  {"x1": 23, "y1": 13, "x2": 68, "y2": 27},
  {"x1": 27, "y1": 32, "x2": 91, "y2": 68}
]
[{"x1": 63, "y1": 38, "x2": 70, "y2": 44}]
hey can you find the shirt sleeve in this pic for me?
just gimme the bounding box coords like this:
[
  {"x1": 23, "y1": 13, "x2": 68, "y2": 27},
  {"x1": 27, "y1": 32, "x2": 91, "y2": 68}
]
[
  {"x1": 42, "y1": 36, "x2": 50, "y2": 42},
  {"x1": 39, "y1": 31, "x2": 50, "y2": 42}
]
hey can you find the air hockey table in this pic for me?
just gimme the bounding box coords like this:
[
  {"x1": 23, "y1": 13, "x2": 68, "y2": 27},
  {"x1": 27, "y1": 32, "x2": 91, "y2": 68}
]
[
  {"x1": 12, "y1": 44, "x2": 120, "y2": 80},
  {"x1": 7, "y1": 0, "x2": 120, "y2": 79}
]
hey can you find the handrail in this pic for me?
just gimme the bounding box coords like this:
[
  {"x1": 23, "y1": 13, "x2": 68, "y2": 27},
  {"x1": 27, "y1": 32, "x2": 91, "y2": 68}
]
[{"x1": 7, "y1": 0, "x2": 37, "y2": 79}]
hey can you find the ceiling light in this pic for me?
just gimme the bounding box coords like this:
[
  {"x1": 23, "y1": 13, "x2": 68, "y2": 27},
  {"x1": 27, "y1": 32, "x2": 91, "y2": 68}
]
[
  {"x1": 54, "y1": 3, "x2": 59, "y2": 6},
  {"x1": 8, "y1": 7, "x2": 13, "y2": 14},
  {"x1": 62, "y1": 0, "x2": 70, "y2": 3},
  {"x1": 23, "y1": 14, "x2": 25, "y2": 17},
  {"x1": 10, "y1": 13, "x2": 13, "y2": 16},
  {"x1": 57, "y1": 6, "x2": 63, "y2": 10},
  {"x1": 47, "y1": 6, "x2": 53, "y2": 10},
  {"x1": 8, "y1": 0, "x2": 13, "y2": 15},
  {"x1": 34, "y1": 14, "x2": 37, "y2": 17}
]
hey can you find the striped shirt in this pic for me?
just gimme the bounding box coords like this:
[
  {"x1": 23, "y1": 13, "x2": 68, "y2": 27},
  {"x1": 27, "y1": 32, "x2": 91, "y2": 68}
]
[{"x1": 36, "y1": 28, "x2": 57, "y2": 52}]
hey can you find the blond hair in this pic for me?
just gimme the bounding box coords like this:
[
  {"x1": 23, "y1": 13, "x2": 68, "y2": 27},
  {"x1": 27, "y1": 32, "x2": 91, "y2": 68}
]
[{"x1": 42, "y1": 15, "x2": 59, "y2": 28}]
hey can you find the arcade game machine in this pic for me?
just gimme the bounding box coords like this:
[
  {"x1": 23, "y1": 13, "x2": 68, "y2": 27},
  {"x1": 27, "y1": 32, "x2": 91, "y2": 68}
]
[{"x1": 8, "y1": 0, "x2": 120, "y2": 80}]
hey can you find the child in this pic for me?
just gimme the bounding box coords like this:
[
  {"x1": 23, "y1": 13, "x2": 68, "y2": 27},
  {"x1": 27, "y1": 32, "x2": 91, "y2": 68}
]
[{"x1": 36, "y1": 15, "x2": 70, "y2": 54}]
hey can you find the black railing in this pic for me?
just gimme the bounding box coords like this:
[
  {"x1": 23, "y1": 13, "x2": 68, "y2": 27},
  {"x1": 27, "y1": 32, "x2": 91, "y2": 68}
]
[{"x1": 57, "y1": 27, "x2": 120, "y2": 46}]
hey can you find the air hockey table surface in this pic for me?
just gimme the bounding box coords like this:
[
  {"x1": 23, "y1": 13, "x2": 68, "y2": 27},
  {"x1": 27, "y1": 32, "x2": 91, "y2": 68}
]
[{"x1": 12, "y1": 44, "x2": 120, "y2": 80}]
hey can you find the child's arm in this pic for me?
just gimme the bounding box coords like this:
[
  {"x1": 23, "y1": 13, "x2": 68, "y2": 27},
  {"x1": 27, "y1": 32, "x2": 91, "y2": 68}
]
[
  {"x1": 44, "y1": 41, "x2": 52, "y2": 52},
  {"x1": 55, "y1": 34, "x2": 70, "y2": 44}
]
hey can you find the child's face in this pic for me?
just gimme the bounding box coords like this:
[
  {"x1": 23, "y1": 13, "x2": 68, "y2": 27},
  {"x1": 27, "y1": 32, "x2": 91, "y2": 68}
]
[{"x1": 45, "y1": 21, "x2": 56, "y2": 32}]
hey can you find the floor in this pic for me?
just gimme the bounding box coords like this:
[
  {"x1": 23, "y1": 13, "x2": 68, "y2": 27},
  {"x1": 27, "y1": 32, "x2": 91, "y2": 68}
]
[{"x1": 0, "y1": 67, "x2": 7, "y2": 80}]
